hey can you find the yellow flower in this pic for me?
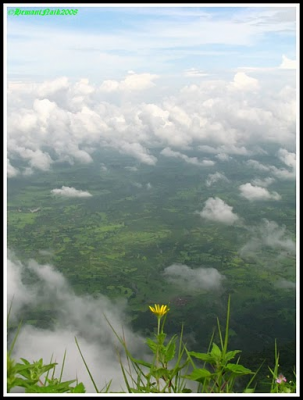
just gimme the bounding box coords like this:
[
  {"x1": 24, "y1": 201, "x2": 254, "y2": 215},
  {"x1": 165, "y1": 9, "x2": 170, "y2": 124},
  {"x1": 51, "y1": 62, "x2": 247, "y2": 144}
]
[{"x1": 149, "y1": 304, "x2": 170, "y2": 317}]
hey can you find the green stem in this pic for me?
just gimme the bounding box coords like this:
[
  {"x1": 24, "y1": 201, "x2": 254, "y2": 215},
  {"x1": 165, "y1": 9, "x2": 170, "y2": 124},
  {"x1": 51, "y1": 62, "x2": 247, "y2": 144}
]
[{"x1": 156, "y1": 316, "x2": 161, "y2": 391}]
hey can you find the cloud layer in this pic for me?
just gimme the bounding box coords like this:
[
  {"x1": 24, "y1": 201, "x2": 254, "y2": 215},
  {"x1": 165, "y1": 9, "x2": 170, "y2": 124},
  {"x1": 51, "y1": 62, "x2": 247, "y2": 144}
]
[{"x1": 7, "y1": 70, "x2": 296, "y2": 176}]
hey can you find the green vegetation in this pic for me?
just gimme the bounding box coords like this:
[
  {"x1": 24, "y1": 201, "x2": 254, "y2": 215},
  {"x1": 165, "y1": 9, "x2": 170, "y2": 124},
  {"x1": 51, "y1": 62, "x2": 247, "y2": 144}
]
[
  {"x1": 7, "y1": 148, "x2": 296, "y2": 385},
  {"x1": 7, "y1": 298, "x2": 296, "y2": 393}
]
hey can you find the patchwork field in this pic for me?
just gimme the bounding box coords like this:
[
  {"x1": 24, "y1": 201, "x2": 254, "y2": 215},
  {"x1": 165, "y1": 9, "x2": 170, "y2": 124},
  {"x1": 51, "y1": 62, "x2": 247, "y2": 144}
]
[{"x1": 7, "y1": 148, "x2": 296, "y2": 378}]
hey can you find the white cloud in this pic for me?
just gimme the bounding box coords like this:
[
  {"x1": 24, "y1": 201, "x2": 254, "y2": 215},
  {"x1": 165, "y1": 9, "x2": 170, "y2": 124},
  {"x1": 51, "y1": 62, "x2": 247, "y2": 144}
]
[
  {"x1": 7, "y1": 159, "x2": 19, "y2": 177},
  {"x1": 199, "y1": 145, "x2": 250, "y2": 156},
  {"x1": 117, "y1": 141, "x2": 157, "y2": 166},
  {"x1": 163, "y1": 264, "x2": 225, "y2": 291},
  {"x1": 205, "y1": 172, "x2": 229, "y2": 187},
  {"x1": 280, "y1": 55, "x2": 296, "y2": 70},
  {"x1": 270, "y1": 166, "x2": 296, "y2": 180},
  {"x1": 239, "y1": 183, "x2": 281, "y2": 201},
  {"x1": 247, "y1": 150, "x2": 296, "y2": 180},
  {"x1": 230, "y1": 72, "x2": 259, "y2": 91},
  {"x1": 278, "y1": 148, "x2": 296, "y2": 169},
  {"x1": 161, "y1": 147, "x2": 215, "y2": 167},
  {"x1": 251, "y1": 177, "x2": 275, "y2": 187},
  {"x1": 184, "y1": 68, "x2": 209, "y2": 78},
  {"x1": 246, "y1": 159, "x2": 271, "y2": 171},
  {"x1": 146, "y1": 183, "x2": 152, "y2": 190},
  {"x1": 7, "y1": 73, "x2": 296, "y2": 172},
  {"x1": 215, "y1": 153, "x2": 231, "y2": 161},
  {"x1": 198, "y1": 197, "x2": 239, "y2": 225},
  {"x1": 240, "y1": 219, "x2": 296, "y2": 257},
  {"x1": 7, "y1": 257, "x2": 35, "y2": 320},
  {"x1": 7, "y1": 256, "x2": 147, "y2": 392},
  {"x1": 100, "y1": 73, "x2": 159, "y2": 92},
  {"x1": 51, "y1": 186, "x2": 92, "y2": 198}
]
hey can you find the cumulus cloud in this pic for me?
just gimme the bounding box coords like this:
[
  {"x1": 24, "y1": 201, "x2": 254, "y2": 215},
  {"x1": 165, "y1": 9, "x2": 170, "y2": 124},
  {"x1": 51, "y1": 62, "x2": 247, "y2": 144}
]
[
  {"x1": 163, "y1": 264, "x2": 225, "y2": 291},
  {"x1": 280, "y1": 55, "x2": 296, "y2": 70},
  {"x1": 161, "y1": 147, "x2": 215, "y2": 167},
  {"x1": 100, "y1": 73, "x2": 159, "y2": 92},
  {"x1": 277, "y1": 148, "x2": 296, "y2": 169},
  {"x1": 247, "y1": 150, "x2": 296, "y2": 180},
  {"x1": 251, "y1": 177, "x2": 275, "y2": 187},
  {"x1": 146, "y1": 182, "x2": 152, "y2": 190},
  {"x1": 230, "y1": 72, "x2": 259, "y2": 91},
  {"x1": 240, "y1": 219, "x2": 296, "y2": 258},
  {"x1": 215, "y1": 153, "x2": 231, "y2": 161},
  {"x1": 7, "y1": 256, "x2": 147, "y2": 392},
  {"x1": 199, "y1": 145, "x2": 250, "y2": 156},
  {"x1": 7, "y1": 73, "x2": 296, "y2": 172},
  {"x1": 205, "y1": 172, "x2": 229, "y2": 187},
  {"x1": 239, "y1": 183, "x2": 281, "y2": 201},
  {"x1": 198, "y1": 197, "x2": 239, "y2": 225},
  {"x1": 270, "y1": 148, "x2": 296, "y2": 179},
  {"x1": 246, "y1": 159, "x2": 271, "y2": 171},
  {"x1": 51, "y1": 186, "x2": 92, "y2": 198},
  {"x1": 7, "y1": 159, "x2": 19, "y2": 178}
]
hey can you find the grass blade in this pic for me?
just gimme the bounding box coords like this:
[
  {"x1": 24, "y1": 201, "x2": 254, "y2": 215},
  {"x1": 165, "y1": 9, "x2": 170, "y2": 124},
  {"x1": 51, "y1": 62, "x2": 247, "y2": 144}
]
[
  {"x1": 75, "y1": 337, "x2": 99, "y2": 393},
  {"x1": 59, "y1": 350, "x2": 67, "y2": 383},
  {"x1": 8, "y1": 320, "x2": 22, "y2": 357}
]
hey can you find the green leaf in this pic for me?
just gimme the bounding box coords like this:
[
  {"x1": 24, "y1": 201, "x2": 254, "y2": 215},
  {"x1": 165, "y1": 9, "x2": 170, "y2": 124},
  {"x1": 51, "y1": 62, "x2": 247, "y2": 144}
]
[
  {"x1": 210, "y1": 343, "x2": 222, "y2": 360},
  {"x1": 20, "y1": 358, "x2": 31, "y2": 365},
  {"x1": 129, "y1": 356, "x2": 152, "y2": 369},
  {"x1": 225, "y1": 363, "x2": 253, "y2": 375},
  {"x1": 150, "y1": 367, "x2": 170, "y2": 380},
  {"x1": 182, "y1": 388, "x2": 193, "y2": 393},
  {"x1": 146, "y1": 338, "x2": 158, "y2": 354},
  {"x1": 7, "y1": 377, "x2": 28, "y2": 390},
  {"x1": 185, "y1": 368, "x2": 212, "y2": 382},
  {"x1": 157, "y1": 332, "x2": 166, "y2": 345},
  {"x1": 164, "y1": 338, "x2": 176, "y2": 363},
  {"x1": 224, "y1": 350, "x2": 241, "y2": 363},
  {"x1": 70, "y1": 382, "x2": 86, "y2": 393},
  {"x1": 244, "y1": 388, "x2": 255, "y2": 393},
  {"x1": 188, "y1": 351, "x2": 214, "y2": 363}
]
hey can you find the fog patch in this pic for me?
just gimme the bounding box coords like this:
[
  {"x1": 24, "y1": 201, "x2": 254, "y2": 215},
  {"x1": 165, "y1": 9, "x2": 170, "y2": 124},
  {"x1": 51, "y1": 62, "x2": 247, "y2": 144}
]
[
  {"x1": 163, "y1": 263, "x2": 225, "y2": 292},
  {"x1": 51, "y1": 186, "x2": 92, "y2": 198},
  {"x1": 7, "y1": 255, "x2": 147, "y2": 392}
]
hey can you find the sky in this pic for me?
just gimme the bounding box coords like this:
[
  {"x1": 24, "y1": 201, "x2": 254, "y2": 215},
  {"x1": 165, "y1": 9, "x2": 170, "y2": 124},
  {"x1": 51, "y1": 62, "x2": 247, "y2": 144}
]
[
  {"x1": 4, "y1": 3, "x2": 299, "y2": 394},
  {"x1": 6, "y1": 4, "x2": 297, "y2": 82}
]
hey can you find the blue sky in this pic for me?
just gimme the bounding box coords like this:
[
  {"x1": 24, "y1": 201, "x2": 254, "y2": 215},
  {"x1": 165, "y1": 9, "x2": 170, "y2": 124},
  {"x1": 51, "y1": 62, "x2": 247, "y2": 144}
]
[{"x1": 6, "y1": 5, "x2": 297, "y2": 82}]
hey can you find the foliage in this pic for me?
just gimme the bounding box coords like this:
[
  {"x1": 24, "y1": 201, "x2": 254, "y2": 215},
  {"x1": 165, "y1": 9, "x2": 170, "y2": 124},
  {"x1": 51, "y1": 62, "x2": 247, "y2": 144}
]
[{"x1": 7, "y1": 296, "x2": 296, "y2": 394}]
